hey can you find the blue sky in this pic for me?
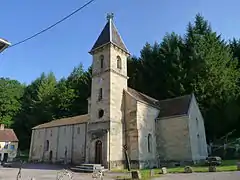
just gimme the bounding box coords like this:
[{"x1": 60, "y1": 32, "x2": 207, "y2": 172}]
[{"x1": 0, "y1": 0, "x2": 240, "y2": 84}]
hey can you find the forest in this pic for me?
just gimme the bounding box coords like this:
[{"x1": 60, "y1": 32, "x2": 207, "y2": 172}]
[{"x1": 1, "y1": 14, "x2": 240, "y2": 150}]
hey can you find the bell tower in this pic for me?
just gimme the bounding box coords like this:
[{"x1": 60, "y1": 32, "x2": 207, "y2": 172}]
[{"x1": 86, "y1": 13, "x2": 130, "y2": 169}]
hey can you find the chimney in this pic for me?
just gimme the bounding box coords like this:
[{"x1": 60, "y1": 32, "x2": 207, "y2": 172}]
[{"x1": 0, "y1": 124, "x2": 4, "y2": 130}]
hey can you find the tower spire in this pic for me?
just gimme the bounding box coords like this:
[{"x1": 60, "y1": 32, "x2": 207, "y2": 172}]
[{"x1": 89, "y1": 13, "x2": 129, "y2": 54}]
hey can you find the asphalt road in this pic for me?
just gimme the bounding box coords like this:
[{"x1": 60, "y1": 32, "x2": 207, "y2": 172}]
[{"x1": 0, "y1": 164, "x2": 239, "y2": 180}]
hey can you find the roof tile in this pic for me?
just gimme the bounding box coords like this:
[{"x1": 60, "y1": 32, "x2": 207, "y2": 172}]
[
  {"x1": 33, "y1": 114, "x2": 89, "y2": 129},
  {"x1": 0, "y1": 129, "x2": 18, "y2": 142},
  {"x1": 126, "y1": 87, "x2": 192, "y2": 118}
]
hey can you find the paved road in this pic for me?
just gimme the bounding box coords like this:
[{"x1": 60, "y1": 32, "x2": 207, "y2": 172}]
[
  {"x1": 0, "y1": 164, "x2": 239, "y2": 180},
  {"x1": 0, "y1": 167, "x2": 111, "y2": 180},
  {"x1": 153, "y1": 172, "x2": 240, "y2": 180}
]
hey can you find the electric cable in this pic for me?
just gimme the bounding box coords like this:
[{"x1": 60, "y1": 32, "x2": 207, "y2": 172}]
[{"x1": 9, "y1": 0, "x2": 96, "y2": 48}]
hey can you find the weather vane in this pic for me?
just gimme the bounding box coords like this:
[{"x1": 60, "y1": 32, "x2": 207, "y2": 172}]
[{"x1": 107, "y1": 12, "x2": 114, "y2": 21}]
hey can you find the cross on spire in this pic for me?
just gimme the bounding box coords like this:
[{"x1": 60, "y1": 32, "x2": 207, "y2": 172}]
[{"x1": 106, "y1": 13, "x2": 114, "y2": 21}]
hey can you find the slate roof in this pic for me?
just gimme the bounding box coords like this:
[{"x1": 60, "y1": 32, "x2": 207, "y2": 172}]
[
  {"x1": 33, "y1": 90, "x2": 193, "y2": 130},
  {"x1": 90, "y1": 19, "x2": 128, "y2": 53},
  {"x1": 0, "y1": 129, "x2": 19, "y2": 142},
  {"x1": 32, "y1": 114, "x2": 89, "y2": 129},
  {"x1": 126, "y1": 87, "x2": 160, "y2": 108},
  {"x1": 158, "y1": 94, "x2": 193, "y2": 118},
  {"x1": 127, "y1": 88, "x2": 193, "y2": 119}
]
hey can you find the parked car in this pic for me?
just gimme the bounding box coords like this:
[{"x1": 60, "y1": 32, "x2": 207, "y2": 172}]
[{"x1": 205, "y1": 156, "x2": 222, "y2": 166}]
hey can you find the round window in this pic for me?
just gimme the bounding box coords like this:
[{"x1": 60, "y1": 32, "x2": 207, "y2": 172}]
[{"x1": 98, "y1": 109, "x2": 104, "y2": 118}]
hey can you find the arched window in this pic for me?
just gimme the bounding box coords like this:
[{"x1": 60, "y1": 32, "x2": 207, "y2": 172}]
[
  {"x1": 45, "y1": 140, "x2": 49, "y2": 151},
  {"x1": 117, "y1": 56, "x2": 122, "y2": 69},
  {"x1": 100, "y1": 55, "x2": 104, "y2": 69},
  {"x1": 147, "y1": 134, "x2": 152, "y2": 153}
]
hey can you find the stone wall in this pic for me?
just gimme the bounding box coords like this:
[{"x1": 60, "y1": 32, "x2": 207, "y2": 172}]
[
  {"x1": 29, "y1": 123, "x2": 87, "y2": 164},
  {"x1": 108, "y1": 45, "x2": 128, "y2": 169},
  {"x1": 90, "y1": 45, "x2": 111, "y2": 124},
  {"x1": 86, "y1": 121, "x2": 109, "y2": 168},
  {"x1": 72, "y1": 123, "x2": 87, "y2": 164},
  {"x1": 124, "y1": 91, "x2": 138, "y2": 165},
  {"x1": 136, "y1": 101, "x2": 159, "y2": 169},
  {"x1": 156, "y1": 116, "x2": 192, "y2": 162},
  {"x1": 188, "y1": 94, "x2": 208, "y2": 161},
  {"x1": 29, "y1": 128, "x2": 45, "y2": 161},
  {"x1": 45, "y1": 126, "x2": 59, "y2": 163}
]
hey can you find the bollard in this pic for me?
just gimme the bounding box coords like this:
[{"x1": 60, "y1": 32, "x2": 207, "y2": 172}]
[
  {"x1": 150, "y1": 169, "x2": 154, "y2": 177},
  {"x1": 237, "y1": 162, "x2": 240, "y2": 171},
  {"x1": 131, "y1": 170, "x2": 141, "y2": 180},
  {"x1": 161, "y1": 167, "x2": 167, "y2": 174},
  {"x1": 208, "y1": 166, "x2": 217, "y2": 172},
  {"x1": 184, "y1": 166, "x2": 193, "y2": 173}
]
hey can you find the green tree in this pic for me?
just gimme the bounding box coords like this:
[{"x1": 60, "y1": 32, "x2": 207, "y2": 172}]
[
  {"x1": 13, "y1": 72, "x2": 57, "y2": 149},
  {"x1": 66, "y1": 64, "x2": 92, "y2": 116},
  {"x1": 0, "y1": 78, "x2": 24, "y2": 127}
]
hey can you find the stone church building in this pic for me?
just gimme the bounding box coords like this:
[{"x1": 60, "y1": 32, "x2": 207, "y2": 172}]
[{"x1": 29, "y1": 14, "x2": 208, "y2": 169}]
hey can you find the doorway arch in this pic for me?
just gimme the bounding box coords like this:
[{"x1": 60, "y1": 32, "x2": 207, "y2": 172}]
[
  {"x1": 95, "y1": 140, "x2": 102, "y2": 164},
  {"x1": 49, "y1": 150, "x2": 53, "y2": 162}
]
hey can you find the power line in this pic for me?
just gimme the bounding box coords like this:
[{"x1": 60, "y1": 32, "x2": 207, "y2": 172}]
[{"x1": 9, "y1": 0, "x2": 96, "y2": 48}]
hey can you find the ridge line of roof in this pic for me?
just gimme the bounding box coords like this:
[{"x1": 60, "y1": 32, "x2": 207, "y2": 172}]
[{"x1": 159, "y1": 94, "x2": 193, "y2": 102}]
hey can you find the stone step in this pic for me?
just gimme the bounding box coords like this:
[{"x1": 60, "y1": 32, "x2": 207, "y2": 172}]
[{"x1": 70, "y1": 164, "x2": 106, "y2": 173}]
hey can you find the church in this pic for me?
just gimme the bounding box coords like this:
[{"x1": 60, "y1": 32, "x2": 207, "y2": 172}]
[{"x1": 28, "y1": 14, "x2": 208, "y2": 169}]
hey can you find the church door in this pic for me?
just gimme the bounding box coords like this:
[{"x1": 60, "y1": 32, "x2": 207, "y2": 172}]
[{"x1": 95, "y1": 140, "x2": 102, "y2": 164}]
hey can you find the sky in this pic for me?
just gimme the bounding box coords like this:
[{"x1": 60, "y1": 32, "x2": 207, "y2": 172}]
[{"x1": 1, "y1": 0, "x2": 240, "y2": 84}]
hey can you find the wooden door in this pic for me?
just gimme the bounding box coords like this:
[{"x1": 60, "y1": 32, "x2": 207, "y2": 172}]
[{"x1": 95, "y1": 140, "x2": 102, "y2": 164}]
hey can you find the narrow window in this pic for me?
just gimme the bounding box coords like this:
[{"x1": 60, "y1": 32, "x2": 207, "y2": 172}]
[
  {"x1": 4, "y1": 144, "x2": 8, "y2": 149},
  {"x1": 45, "y1": 140, "x2": 49, "y2": 151},
  {"x1": 10, "y1": 145, "x2": 15, "y2": 150},
  {"x1": 98, "y1": 88, "x2": 103, "y2": 101},
  {"x1": 50, "y1": 130, "x2": 52, "y2": 137},
  {"x1": 117, "y1": 56, "x2": 122, "y2": 69},
  {"x1": 77, "y1": 127, "x2": 80, "y2": 134},
  {"x1": 148, "y1": 134, "x2": 152, "y2": 153},
  {"x1": 100, "y1": 55, "x2": 104, "y2": 69},
  {"x1": 196, "y1": 118, "x2": 199, "y2": 127},
  {"x1": 98, "y1": 109, "x2": 104, "y2": 118}
]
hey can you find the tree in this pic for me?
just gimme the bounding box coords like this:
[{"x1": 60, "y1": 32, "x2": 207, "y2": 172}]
[
  {"x1": 0, "y1": 78, "x2": 24, "y2": 127},
  {"x1": 66, "y1": 64, "x2": 92, "y2": 116},
  {"x1": 13, "y1": 72, "x2": 57, "y2": 149}
]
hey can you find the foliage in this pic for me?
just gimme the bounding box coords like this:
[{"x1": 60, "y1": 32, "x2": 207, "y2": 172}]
[
  {"x1": 0, "y1": 78, "x2": 24, "y2": 127},
  {"x1": 1, "y1": 14, "x2": 240, "y2": 150}
]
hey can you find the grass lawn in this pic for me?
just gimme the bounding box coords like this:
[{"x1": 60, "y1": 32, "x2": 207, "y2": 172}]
[
  {"x1": 113, "y1": 160, "x2": 239, "y2": 179},
  {"x1": 168, "y1": 160, "x2": 239, "y2": 173}
]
